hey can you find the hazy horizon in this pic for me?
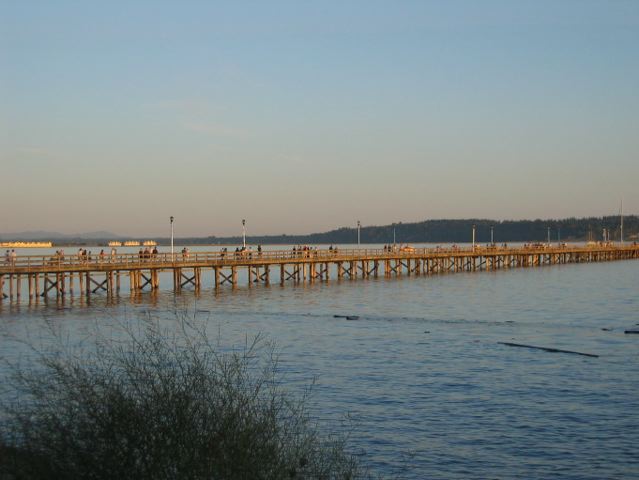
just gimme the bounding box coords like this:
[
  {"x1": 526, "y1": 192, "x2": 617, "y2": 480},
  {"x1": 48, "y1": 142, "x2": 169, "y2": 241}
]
[{"x1": 2, "y1": 1, "x2": 638, "y2": 236}]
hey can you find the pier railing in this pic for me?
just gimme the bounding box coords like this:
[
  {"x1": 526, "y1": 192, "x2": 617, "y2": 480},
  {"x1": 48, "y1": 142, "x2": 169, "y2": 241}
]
[{"x1": 1, "y1": 243, "x2": 636, "y2": 273}]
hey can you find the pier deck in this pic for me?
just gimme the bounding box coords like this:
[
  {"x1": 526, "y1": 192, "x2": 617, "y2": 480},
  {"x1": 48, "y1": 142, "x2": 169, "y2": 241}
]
[{"x1": 1, "y1": 243, "x2": 637, "y2": 302}]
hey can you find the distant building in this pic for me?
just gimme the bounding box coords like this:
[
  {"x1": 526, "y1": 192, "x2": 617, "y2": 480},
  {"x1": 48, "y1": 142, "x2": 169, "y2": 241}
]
[{"x1": 0, "y1": 241, "x2": 53, "y2": 248}]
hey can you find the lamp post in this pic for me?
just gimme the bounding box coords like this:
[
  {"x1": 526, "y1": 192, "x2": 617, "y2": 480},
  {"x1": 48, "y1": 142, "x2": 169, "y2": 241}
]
[
  {"x1": 547, "y1": 226, "x2": 550, "y2": 244},
  {"x1": 620, "y1": 199, "x2": 624, "y2": 244},
  {"x1": 357, "y1": 220, "x2": 361, "y2": 246},
  {"x1": 393, "y1": 224, "x2": 396, "y2": 246},
  {"x1": 242, "y1": 219, "x2": 246, "y2": 248},
  {"x1": 170, "y1": 216, "x2": 174, "y2": 261},
  {"x1": 490, "y1": 225, "x2": 494, "y2": 245},
  {"x1": 472, "y1": 224, "x2": 476, "y2": 250}
]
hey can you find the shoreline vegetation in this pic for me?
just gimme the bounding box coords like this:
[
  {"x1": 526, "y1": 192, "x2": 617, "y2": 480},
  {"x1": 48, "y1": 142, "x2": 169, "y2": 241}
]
[
  {"x1": 1, "y1": 215, "x2": 635, "y2": 248},
  {"x1": 0, "y1": 316, "x2": 381, "y2": 479}
]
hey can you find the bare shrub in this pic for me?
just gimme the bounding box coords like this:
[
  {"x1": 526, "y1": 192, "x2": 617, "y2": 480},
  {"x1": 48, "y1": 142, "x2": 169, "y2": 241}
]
[{"x1": 0, "y1": 316, "x2": 376, "y2": 479}]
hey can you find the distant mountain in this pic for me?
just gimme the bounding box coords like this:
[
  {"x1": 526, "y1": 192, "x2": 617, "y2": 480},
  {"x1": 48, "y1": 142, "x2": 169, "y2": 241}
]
[{"x1": 0, "y1": 230, "x2": 119, "y2": 241}]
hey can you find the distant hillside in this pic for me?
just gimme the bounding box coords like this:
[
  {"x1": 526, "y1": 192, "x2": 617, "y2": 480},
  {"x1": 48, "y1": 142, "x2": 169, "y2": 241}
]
[
  {"x1": 174, "y1": 215, "x2": 638, "y2": 246},
  {"x1": 2, "y1": 216, "x2": 636, "y2": 246}
]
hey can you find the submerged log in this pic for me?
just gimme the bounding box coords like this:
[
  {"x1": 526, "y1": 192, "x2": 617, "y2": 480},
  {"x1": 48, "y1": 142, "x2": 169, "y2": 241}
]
[{"x1": 498, "y1": 342, "x2": 598, "y2": 358}]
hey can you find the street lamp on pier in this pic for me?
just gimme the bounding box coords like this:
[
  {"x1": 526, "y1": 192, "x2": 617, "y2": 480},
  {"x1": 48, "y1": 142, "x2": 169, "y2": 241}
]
[
  {"x1": 357, "y1": 220, "x2": 361, "y2": 246},
  {"x1": 170, "y1": 216, "x2": 174, "y2": 261},
  {"x1": 547, "y1": 227, "x2": 551, "y2": 245},
  {"x1": 242, "y1": 219, "x2": 246, "y2": 248},
  {"x1": 472, "y1": 224, "x2": 476, "y2": 250},
  {"x1": 490, "y1": 225, "x2": 494, "y2": 245}
]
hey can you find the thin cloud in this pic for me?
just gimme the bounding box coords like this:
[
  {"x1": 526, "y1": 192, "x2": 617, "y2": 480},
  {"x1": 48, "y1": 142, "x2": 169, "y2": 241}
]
[
  {"x1": 183, "y1": 121, "x2": 245, "y2": 137},
  {"x1": 17, "y1": 147, "x2": 49, "y2": 155}
]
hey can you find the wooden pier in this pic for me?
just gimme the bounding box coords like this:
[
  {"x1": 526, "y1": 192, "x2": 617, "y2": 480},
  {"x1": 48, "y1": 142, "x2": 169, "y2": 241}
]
[{"x1": 0, "y1": 243, "x2": 637, "y2": 303}]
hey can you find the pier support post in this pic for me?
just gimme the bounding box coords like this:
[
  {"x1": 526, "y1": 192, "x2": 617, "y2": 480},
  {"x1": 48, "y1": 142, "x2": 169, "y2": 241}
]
[{"x1": 130, "y1": 271, "x2": 136, "y2": 293}]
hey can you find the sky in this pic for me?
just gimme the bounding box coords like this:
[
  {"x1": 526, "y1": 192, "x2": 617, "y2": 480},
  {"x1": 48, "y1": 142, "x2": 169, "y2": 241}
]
[{"x1": 1, "y1": 0, "x2": 638, "y2": 237}]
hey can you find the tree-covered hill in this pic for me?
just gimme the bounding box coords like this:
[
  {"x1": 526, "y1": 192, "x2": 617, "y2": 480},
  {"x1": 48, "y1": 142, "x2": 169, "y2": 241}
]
[{"x1": 182, "y1": 215, "x2": 637, "y2": 245}]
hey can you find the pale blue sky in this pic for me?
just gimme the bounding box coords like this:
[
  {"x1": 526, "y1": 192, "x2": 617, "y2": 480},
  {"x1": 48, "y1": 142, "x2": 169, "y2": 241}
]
[{"x1": 1, "y1": 1, "x2": 638, "y2": 236}]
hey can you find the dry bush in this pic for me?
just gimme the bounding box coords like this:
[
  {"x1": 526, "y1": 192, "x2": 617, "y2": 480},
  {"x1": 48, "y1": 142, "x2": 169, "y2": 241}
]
[{"x1": 0, "y1": 317, "x2": 376, "y2": 480}]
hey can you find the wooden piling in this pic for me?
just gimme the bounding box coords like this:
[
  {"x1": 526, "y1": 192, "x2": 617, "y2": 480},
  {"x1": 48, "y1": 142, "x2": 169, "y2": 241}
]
[{"x1": 264, "y1": 265, "x2": 270, "y2": 285}]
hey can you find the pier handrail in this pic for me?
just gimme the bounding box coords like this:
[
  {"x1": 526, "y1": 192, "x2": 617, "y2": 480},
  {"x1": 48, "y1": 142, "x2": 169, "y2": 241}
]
[{"x1": 1, "y1": 243, "x2": 637, "y2": 274}]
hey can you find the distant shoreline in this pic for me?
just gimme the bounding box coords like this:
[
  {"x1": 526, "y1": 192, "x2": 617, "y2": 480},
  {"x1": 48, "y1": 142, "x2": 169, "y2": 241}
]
[{"x1": 1, "y1": 215, "x2": 636, "y2": 246}]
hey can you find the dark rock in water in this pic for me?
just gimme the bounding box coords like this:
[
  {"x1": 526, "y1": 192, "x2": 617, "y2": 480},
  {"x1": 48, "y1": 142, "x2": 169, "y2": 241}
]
[
  {"x1": 601, "y1": 328, "x2": 612, "y2": 332},
  {"x1": 424, "y1": 331, "x2": 430, "y2": 334},
  {"x1": 345, "y1": 316, "x2": 359, "y2": 321},
  {"x1": 624, "y1": 330, "x2": 639, "y2": 334}
]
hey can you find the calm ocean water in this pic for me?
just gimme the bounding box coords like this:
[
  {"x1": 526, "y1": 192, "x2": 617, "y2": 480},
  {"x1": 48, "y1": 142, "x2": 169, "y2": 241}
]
[{"x1": 1, "y1": 245, "x2": 638, "y2": 478}]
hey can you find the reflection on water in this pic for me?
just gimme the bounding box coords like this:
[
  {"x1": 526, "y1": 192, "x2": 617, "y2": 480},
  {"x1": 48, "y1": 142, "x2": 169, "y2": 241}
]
[{"x1": 1, "y1": 258, "x2": 639, "y2": 479}]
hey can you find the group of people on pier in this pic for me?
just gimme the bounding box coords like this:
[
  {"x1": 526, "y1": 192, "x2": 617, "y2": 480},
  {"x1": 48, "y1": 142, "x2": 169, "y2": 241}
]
[
  {"x1": 293, "y1": 245, "x2": 321, "y2": 258},
  {"x1": 139, "y1": 246, "x2": 160, "y2": 260},
  {"x1": 3, "y1": 249, "x2": 17, "y2": 265},
  {"x1": 231, "y1": 245, "x2": 263, "y2": 259}
]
